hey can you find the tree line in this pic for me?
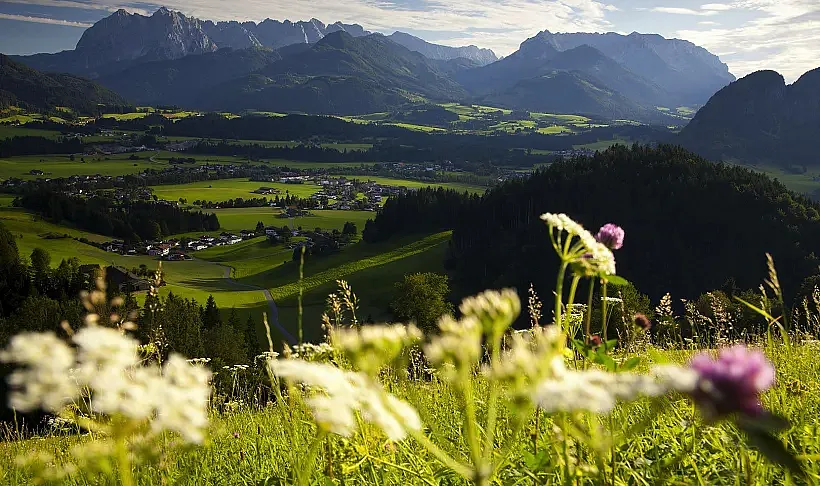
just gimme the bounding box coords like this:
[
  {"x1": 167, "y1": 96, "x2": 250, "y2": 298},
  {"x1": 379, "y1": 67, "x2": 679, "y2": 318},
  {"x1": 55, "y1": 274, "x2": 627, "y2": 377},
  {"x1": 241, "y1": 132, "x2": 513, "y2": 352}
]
[{"x1": 16, "y1": 189, "x2": 219, "y2": 242}]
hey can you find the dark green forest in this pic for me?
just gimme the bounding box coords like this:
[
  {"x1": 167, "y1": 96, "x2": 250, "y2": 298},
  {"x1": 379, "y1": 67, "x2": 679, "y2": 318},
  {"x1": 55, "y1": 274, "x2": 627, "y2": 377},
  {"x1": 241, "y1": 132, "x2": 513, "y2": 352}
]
[
  {"x1": 366, "y1": 144, "x2": 820, "y2": 307},
  {"x1": 446, "y1": 144, "x2": 820, "y2": 302}
]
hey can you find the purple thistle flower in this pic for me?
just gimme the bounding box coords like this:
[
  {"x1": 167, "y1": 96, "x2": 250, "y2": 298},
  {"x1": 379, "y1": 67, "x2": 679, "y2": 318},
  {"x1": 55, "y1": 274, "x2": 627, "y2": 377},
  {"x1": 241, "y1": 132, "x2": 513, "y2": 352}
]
[
  {"x1": 633, "y1": 313, "x2": 651, "y2": 331},
  {"x1": 689, "y1": 345, "x2": 775, "y2": 419},
  {"x1": 595, "y1": 223, "x2": 625, "y2": 250}
]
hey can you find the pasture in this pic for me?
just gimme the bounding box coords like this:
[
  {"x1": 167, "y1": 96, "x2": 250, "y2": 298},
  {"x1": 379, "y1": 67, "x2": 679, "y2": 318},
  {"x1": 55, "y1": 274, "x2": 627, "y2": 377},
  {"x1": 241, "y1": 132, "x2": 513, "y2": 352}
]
[
  {"x1": 149, "y1": 178, "x2": 319, "y2": 202},
  {"x1": 0, "y1": 153, "x2": 168, "y2": 179},
  {"x1": 336, "y1": 175, "x2": 488, "y2": 194}
]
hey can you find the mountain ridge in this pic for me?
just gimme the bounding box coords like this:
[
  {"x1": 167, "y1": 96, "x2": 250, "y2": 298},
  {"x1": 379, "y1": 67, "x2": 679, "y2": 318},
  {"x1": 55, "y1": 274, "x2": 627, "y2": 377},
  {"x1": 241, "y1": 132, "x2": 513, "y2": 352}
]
[{"x1": 678, "y1": 67, "x2": 820, "y2": 169}]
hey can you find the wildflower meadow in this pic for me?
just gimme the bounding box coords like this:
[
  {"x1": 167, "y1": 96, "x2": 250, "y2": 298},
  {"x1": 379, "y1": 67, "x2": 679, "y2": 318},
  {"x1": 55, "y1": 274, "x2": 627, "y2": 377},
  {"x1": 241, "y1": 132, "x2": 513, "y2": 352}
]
[{"x1": 1, "y1": 213, "x2": 819, "y2": 485}]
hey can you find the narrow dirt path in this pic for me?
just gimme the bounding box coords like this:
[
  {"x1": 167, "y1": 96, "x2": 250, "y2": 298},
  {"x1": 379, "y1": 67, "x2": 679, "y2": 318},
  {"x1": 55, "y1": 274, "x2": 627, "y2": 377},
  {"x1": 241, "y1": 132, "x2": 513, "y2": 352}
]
[{"x1": 197, "y1": 259, "x2": 296, "y2": 344}]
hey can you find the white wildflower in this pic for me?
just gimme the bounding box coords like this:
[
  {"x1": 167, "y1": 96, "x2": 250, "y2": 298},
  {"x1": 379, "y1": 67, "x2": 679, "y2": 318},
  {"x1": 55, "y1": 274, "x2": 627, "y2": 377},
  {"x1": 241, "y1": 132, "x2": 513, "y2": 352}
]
[
  {"x1": 540, "y1": 213, "x2": 586, "y2": 236},
  {"x1": 73, "y1": 326, "x2": 140, "y2": 378},
  {"x1": 459, "y1": 289, "x2": 521, "y2": 337},
  {"x1": 154, "y1": 355, "x2": 212, "y2": 444},
  {"x1": 270, "y1": 359, "x2": 421, "y2": 440},
  {"x1": 533, "y1": 364, "x2": 698, "y2": 414},
  {"x1": 424, "y1": 315, "x2": 482, "y2": 382},
  {"x1": 331, "y1": 323, "x2": 422, "y2": 374},
  {"x1": 290, "y1": 342, "x2": 334, "y2": 361},
  {"x1": 0, "y1": 332, "x2": 78, "y2": 412}
]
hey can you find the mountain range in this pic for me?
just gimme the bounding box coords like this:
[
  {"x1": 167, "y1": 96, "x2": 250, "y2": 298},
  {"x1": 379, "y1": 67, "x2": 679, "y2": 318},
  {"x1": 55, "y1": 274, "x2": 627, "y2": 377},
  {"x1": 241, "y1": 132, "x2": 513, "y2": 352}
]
[
  {"x1": 7, "y1": 7, "x2": 737, "y2": 121},
  {"x1": 678, "y1": 67, "x2": 820, "y2": 168}
]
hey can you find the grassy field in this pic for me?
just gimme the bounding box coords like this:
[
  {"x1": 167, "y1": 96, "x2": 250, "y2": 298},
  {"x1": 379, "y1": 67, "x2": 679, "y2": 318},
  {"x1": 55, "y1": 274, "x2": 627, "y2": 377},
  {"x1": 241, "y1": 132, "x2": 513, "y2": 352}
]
[
  {"x1": 198, "y1": 208, "x2": 374, "y2": 235},
  {"x1": 747, "y1": 164, "x2": 820, "y2": 196},
  {"x1": 0, "y1": 152, "x2": 170, "y2": 180},
  {"x1": 149, "y1": 178, "x2": 320, "y2": 202},
  {"x1": 0, "y1": 125, "x2": 63, "y2": 139},
  {"x1": 336, "y1": 175, "x2": 487, "y2": 194},
  {"x1": 274, "y1": 233, "x2": 450, "y2": 341},
  {"x1": 574, "y1": 138, "x2": 632, "y2": 151}
]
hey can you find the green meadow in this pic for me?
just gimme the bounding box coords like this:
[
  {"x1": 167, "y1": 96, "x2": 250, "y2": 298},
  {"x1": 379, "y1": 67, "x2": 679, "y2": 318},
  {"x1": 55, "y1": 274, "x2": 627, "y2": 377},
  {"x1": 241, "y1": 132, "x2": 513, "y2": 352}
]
[
  {"x1": 336, "y1": 175, "x2": 487, "y2": 194},
  {"x1": 149, "y1": 178, "x2": 320, "y2": 202}
]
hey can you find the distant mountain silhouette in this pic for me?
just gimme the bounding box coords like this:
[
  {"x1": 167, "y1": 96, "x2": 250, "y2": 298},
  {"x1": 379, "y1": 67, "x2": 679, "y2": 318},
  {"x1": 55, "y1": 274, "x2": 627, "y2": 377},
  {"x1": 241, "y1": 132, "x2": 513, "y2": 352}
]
[
  {"x1": 387, "y1": 32, "x2": 497, "y2": 66},
  {"x1": 678, "y1": 68, "x2": 820, "y2": 169}
]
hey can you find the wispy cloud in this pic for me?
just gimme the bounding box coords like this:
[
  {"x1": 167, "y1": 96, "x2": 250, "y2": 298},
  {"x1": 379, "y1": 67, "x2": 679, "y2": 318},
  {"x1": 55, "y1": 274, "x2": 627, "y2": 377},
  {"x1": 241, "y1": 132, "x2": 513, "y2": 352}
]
[
  {"x1": 0, "y1": 12, "x2": 91, "y2": 27},
  {"x1": 649, "y1": 7, "x2": 719, "y2": 16},
  {"x1": 700, "y1": 3, "x2": 734, "y2": 11},
  {"x1": 677, "y1": 0, "x2": 820, "y2": 81},
  {"x1": 698, "y1": 21, "x2": 721, "y2": 25}
]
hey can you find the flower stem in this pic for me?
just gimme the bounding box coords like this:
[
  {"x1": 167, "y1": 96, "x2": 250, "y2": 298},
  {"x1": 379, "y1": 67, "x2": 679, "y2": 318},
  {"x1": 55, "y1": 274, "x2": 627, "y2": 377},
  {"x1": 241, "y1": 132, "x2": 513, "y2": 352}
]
[
  {"x1": 483, "y1": 333, "x2": 503, "y2": 465},
  {"x1": 584, "y1": 280, "x2": 595, "y2": 344},
  {"x1": 297, "y1": 429, "x2": 327, "y2": 486},
  {"x1": 601, "y1": 281, "x2": 609, "y2": 342},
  {"x1": 566, "y1": 276, "x2": 581, "y2": 337},
  {"x1": 555, "y1": 261, "x2": 569, "y2": 330},
  {"x1": 461, "y1": 368, "x2": 483, "y2": 469},
  {"x1": 115, "y1": 436, "x2": 134, "y2": 486}
]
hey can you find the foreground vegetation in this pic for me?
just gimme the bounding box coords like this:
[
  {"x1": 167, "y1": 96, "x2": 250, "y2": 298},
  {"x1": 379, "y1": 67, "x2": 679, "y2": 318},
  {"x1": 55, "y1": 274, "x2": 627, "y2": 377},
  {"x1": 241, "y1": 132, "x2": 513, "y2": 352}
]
[{"x1": 0, "y1": 212, "x2": 814, "y2": 486}]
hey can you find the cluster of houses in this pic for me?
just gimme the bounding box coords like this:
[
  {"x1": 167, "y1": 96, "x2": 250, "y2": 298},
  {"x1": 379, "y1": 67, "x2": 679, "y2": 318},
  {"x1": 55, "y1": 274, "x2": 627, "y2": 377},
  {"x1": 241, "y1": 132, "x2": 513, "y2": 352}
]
[{"x1": 99, "y1": 231, "x2": 251, "y2": 260}]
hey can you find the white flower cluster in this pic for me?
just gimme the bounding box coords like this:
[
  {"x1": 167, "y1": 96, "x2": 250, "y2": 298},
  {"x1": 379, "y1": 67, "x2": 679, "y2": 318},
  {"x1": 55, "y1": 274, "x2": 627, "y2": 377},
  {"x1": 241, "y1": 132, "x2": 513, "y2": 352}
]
[
  {"x1": 533, "y1": 363, "x2": 698, "y2": 414},
  {"x1": 424, "y1": 315, "x2": 483, "y2": 383},
  {"x1": 289, "y1": 342, "x2": 334, "y2": 361},
  {"x1": 0, "y1": 327, "x2": 211, "y2": 444},
  {"x1": 488, "y1": 325, "x2": 566, "y2": 385},
  {"x1": 331, "y1": 324, "x2": 422, "y2": 374},
  {"x1": 540, "y1": 212, "x2": 616, "y2": 276},
  {"x1": 0, "y1": 333, "x2": 78, "y2": 412},
  {"x1": 270, "y1": 359, "x2": 421, "y2": 441},
  {"x1": 459, "y1": 289, "x2": 521, "y2": 338}
]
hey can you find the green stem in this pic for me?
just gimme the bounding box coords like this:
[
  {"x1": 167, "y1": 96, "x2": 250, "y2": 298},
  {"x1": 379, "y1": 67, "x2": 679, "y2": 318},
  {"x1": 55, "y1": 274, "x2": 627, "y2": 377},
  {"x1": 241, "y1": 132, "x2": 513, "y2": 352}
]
[
  {"x1": 115, "y1": 436, "x2": 134, "y2": 486},
  {"x1": 491, "y1": 413, "x2": 530, "y2": 474},
  {"x1": 461, "y1": 368, "x2": 483, "y2": 469},
  {"x1": 555, "y1": 261, "x2": 569, "y2": 330},
  {"x1": 408, "y1": 428, "x2": 473, "y2": 479},
  {"x1": 566, "y1": 276, "x2": 581, "y2": 338},
  {"x1": 584, "y1": 280, "x2": 595, "y2": 344},
  {"x1": 297, "y1": 430, "x2": 327, "y2": 486},
  {"x1": 482, "y1": 333, "x2": 503, "y2": 465},
  {"x1": 601, "y1": 281, "x2": 609, "y2": 342}
]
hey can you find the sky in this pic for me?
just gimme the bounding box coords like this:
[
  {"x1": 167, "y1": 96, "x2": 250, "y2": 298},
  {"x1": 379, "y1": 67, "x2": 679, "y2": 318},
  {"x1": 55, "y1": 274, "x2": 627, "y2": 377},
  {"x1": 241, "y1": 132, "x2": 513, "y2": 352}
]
[{"x1": 0, "y1": 0, "x2": 817, "y2": 82}]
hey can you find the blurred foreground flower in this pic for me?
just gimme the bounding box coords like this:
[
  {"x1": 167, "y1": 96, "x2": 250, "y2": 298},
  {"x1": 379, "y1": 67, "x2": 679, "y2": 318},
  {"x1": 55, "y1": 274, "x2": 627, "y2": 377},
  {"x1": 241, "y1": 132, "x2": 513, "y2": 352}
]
[
  {"x1": 0, "y1": 327, "x2": 211, "y2": 444},
  {"x1": 689, "y1": 345, "x2": 775, "y2": 419},
  {"x1": 270, "y1": 359, "x2": 421, "y2": 441}
]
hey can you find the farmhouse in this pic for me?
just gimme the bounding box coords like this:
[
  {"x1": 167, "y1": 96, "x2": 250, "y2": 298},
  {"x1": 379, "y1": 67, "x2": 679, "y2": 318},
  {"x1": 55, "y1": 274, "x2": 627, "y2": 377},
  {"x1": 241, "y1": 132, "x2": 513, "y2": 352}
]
[{"x1": 105, "y1": 266, "x2": 152, "y2": 292}]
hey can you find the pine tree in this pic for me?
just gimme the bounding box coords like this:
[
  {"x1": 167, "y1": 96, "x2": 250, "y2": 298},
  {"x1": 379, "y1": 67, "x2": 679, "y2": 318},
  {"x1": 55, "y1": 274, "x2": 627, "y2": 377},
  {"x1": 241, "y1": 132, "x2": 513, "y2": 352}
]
[
  {"x1": 245, "y1": 314, "x2": 260, "y2": 357},
  {"x1": 202, "y1": 295, "x2": 221, "y2": 330}
]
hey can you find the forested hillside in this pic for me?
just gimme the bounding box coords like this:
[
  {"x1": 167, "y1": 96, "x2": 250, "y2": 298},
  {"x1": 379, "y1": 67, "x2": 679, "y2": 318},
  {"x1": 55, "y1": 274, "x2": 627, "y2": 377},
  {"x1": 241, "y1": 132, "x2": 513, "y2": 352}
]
[
  {"x1": 0, "y1": 54, "x2": 129, "y2": 115},
  {"x1": 439, "y1": 144, "x2": 820, "y2": 300}
]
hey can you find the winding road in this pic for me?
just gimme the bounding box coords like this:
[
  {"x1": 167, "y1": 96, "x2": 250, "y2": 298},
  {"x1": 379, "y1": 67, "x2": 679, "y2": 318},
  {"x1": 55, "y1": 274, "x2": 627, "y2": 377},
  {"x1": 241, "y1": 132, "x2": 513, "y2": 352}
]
[{"x1": 199, "y1": 259, "x2": 297, "y2": 345}]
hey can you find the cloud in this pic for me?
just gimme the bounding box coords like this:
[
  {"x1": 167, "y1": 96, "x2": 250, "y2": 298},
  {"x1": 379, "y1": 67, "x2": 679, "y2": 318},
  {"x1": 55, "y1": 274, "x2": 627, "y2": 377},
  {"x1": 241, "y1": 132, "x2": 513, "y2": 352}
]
[
  {"x1": 650, "y1": 7, "x2": 718, "y2": 16},
  {"x1": 0, "y1": 12, "x2": 92, "y2": 26},
  {"x1": 677, "y1": 0, "x2": 820, "y2": 81},
  {"x1": 698, "y1": 21, "x2": 720, "y2": 25},
  {"x1": 700, "y1": 3, "x2": 734, "y2": 10},
  {"x1": 0, "y1": 0, "x2": 151, "y2": 15}
]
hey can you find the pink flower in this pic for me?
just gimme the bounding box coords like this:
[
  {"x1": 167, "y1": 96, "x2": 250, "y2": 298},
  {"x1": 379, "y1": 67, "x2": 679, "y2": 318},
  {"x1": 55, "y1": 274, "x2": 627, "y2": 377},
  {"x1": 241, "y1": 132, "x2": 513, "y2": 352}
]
[
  {"x1": 689, "y1": 345, "x2": 775, "y2": 418},
  {"x1": 595, "y1": 223, "x2": 625, "y2": 250}
]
